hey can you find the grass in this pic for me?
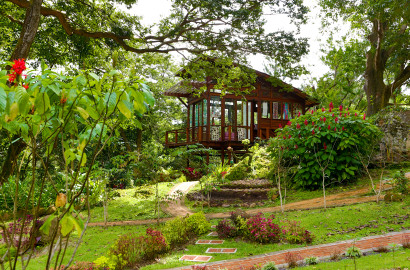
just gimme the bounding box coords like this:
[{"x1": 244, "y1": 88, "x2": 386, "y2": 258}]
[
  {"x1": 15, "y1": 225, "x2": 150, "y2": 270},
  {"x1": 185, "y1": 167, "x2": 403, "y2": 214},
  {"x1": 81, "y1": 182, "x2": 176, "y2": 222},
  {"x1": 296, "y1": 248, "x2": 410, "y2": 269},
  {"x1": 141, "y1": 197, "x2": 409, "y2": 269}
]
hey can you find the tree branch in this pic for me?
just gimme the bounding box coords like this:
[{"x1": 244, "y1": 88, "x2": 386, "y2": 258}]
[{"x1": 387, "y1": 65, "x2": 410, "y2": 92}]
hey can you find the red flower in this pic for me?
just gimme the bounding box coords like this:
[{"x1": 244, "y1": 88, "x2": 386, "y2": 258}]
[
  {"x1": 323, "y1": 117, "x2": 326, "y2": 122},
  {"x1": 22, "y1": 83, "x2": 29, "y2": 90},
  {"x1": 8, "y1": 72, "x2": 16, "y2": 83},
  {"x1": 324, "y1": 142, "x2": 327, "y2": 150},
  {"x1": 335, "y1": 117, "x2": 338, "y2": 123},
  {"x1": 329, "y1": 102, "x2": 334, "y2": 110},
  {"x1": 60, "y1": 97, "x2": 67, "y2": 104},
  {"x1": 329, "y1": 108, "x2": 332, "y2": 112},
  {"x1": 304, "y1": 119, "x2": 308, "y2": 126},
  {"x1": 311, "y1": 110, "x2": 314, "y2": 114},
  {"x1": 322, "y1": 107, "x2": 325, "y2": 112},
  {"x1": 363, "y1": 113, "x2": 366, "y2": 120},
  {"x1": 344, "y1": 113, "x2": 347, "y2": 117},
  {"x1": 342, "y1": 126, "x2": 345, "y2": 131},
  {"x1": 339, "y1": 112, "x2": 342, "y2": 116},
  {"x1": 312, "y1": 121, "x2": 315, "y2": 126},
  {"x1": 278, "y1": 124, "x2": 282, "y2": 128},
  {"x1": 332, "y1": 113, "x2": 335, "y2": 117},
  {"x1": 296, "y1": 123, "x2": 301, "y2": 129},
  {"x1": 348, "y1": 112, "x2": 350, "y2": 116},
  {"x1": 355, "y1": 113, "x2": 358, "y2": 117},
  {"x1": 319, "y1": 127, "x2": 321, "y2": 130},
  {"x1": 328, "y1": 125, "x2": 331, "y2": 130},
  {"x1": 12, "y1": 59, "x2": 26, "y2": 75},
  {"x1": 297, "y1": 112, "x2": 301, "y2": 117},
  {"x1": 295, "y1": 144, "x2": 298, "y2": 149},
  {"x1": 334, "y1": 127, "x2": 337, "y2": 131},
  {"x1": 312, "y1": 129, "x2": 315, "y2": 135},
  {"x1": 287, "y1": 121, "x2": 291, "y2": 126},
  {"x1": 288, "y1": 134, "x2": 291, "y2": 139},
  {"x1": 339, "y1": 105, "x2": 343, "y2": 111},
  {"x1": 221, "y1": 171, "x2": 227, "y2": 177},
  {"x1": 283, "y1": 136, "x2": 286, "y2": 139}
]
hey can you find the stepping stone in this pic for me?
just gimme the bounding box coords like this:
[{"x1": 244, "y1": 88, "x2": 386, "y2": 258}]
[
  {"x1": 196, "y1": 240, "x2": 224, "y2": 244},
  {"x1": 206, "y1": 248, "x2": 237, "y2": 254},
  {"x1": 207, "y1": 231, "x2": 218, "y2": 236},
  {"x1": 180, "y1": 255, "x2": 212, "y2": 262}
]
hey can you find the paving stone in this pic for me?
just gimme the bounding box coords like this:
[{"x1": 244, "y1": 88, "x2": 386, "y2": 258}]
[
  {"x1": 179, "y1": 255, "x2": 212, "y2": 262},
  {"x1": 207, "y1": 231, "x2": 218, "y2": 236},
  {"x1": 206, "y1": 248, "x2": 237, "y2": 254},
  {"x1": 196, "y1": 240, "x2": 224, "y2": 244}
]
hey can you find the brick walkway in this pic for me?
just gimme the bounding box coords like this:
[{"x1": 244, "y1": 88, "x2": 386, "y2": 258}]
[{"x1": 170, "y1": 230, "x2": 410, "y2": 270}]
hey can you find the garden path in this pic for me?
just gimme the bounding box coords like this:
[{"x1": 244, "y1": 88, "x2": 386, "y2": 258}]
[
  {"x1": 161, "y1": 181, "x2": 199, "y2": 216},
  {"x1": 88, "y1": 172, "x2": 410, "y2": 227},
  {"x1": 172, "y1": 230, "x2": 410, "y2": 269}
]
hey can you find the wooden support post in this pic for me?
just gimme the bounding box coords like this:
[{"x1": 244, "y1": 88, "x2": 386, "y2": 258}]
[
  {"x1": 266, "y1": 128, "x2": 269, "y2": 139},
  {"x1": 186, "y1": 128, "x2": 189, "y2": 143},
  {"x1": 175, "y1": 130, "x2": 178, "y2": 144},
  {"x1": 221, "y1": 149, "x2": 225, "y2": 164},
  {"x1": 228, "y1": 126, "x2": 232, "y2": 141},
  {"x1": 198, "y1": 126, "x2": 203, "y2": 141}
]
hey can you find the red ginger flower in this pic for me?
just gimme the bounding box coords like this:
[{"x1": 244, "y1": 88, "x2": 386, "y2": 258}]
[
  {"x1": 287, "y1": 121, "x2": 291, "y2": 126},
  {"x1": 363, "y1": 113, "x2": 366, "y2": 120},
  {"x1": 355, "y1": 112, "x2": 358, "y2": 117},
  {"x1": 329, "y1": 102, "x2": 334, "y2": 110},
  {"x1": 334, "y1": 127, "x2": 337, "y2": 131},
  {"x1": 324, "y1": 142, "x2": 327, "y2": 150},
  {"x1": 328, "y1": 125, "x2": 331, "y2": 130},
  {"x1": 278, "y1": 124, "x2": 282, "y2": 128},
  {"x1": 12, "y1": 59, "x2": 26, "y2": 75},
  {"x1": 339, "y1": 105, "x2": 343, "y2": 111},
  {"x1": 322, "y1": 107, "x2": 325, "y2": 112},
  {"x1": 304, "y1": 119, "x2": 308, "y2": 126},
  {"x1": 323, "y1": 117, "x2": 326, "y2": 122},
  {"x1": 342, "y1": 126, "x2": 345, "y2": 131},
  {"x1": 312, "y1": 121, "x2": 315, "y2": 126},
  {"x1": 288, "y1": 134, "x2": 291, "y2": 139},
  {"x1": 332, "y1": 113, "x2": 335, "y2": 117},
  {"x1": 296, "y1": 123, "x2": 300, "y2": 129},
  {"x1": 295, "y1": 144, "x2": 298, "y2": 149},
  {"x1": 23, "y1": 83, "x2": 29, "y2": 90},
  {"x1": 312, "y1": 129, "x2": 315, "y2": 135},
  {"x1": 339, "y1": 112, "x2": 342, "y2": 116},
  {"x1": 297, "y1": 112, "x2": 301, "y2": 117},
  {"x1": 8, "y1": 72, "x2": 16, "y2": 83},
  {"x1": 335, "y1": 117, "x2": 338, "y2": 122}
]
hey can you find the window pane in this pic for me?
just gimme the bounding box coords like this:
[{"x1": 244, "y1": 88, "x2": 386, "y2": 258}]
[
  {"x1": 237, "y1": 100, "x2": 243, "y2": 126},
  {"x1": 262, "y1": 101, "x2": 270, "y2": 118},
  {"x1": 283, "y1": 102, "x2": 290, "y2": 120},
  {"x1": 210, "y1": 96, "x2": 221, "y2": 125},
  {"x1": 203, "y1": 99, "x2": 207, "y2": 125},
  {"x1": 225, "y1": 98, "x2": 234, "y2": 125}
]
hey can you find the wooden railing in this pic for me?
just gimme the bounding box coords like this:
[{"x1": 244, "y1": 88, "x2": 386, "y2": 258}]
[{"x1": 165, "y1": 125, "x2": 252, "y2": 146}]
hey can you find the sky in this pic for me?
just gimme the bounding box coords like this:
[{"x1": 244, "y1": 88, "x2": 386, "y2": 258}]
[{"x1": 129, "y1": 0, "x2": 349, "y2": 88}]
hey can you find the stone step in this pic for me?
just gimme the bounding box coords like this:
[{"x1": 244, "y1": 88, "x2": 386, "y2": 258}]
[
  {"x1": 196, "y1": 240, "x2": 224, "y2": 244},
  {"x1": 206, "y1": 248, "x2": 237, "y2": 254},
  {"x1": 179, "y1": 255, "x2": 212, "y2": 262}
]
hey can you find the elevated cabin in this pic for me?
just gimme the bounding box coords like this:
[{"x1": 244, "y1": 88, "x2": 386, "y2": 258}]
[{"x1": 164, "y1": 68, "x2": 317, "y2": 162}]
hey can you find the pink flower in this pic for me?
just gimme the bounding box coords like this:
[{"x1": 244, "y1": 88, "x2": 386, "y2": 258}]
[
  {"x1": 355, "y1": 112, "x2": 358, "y2": 117},
  {"x1": 298, "y1": 112, "x2": 301, "y2": 117},
  {"x1": 363, "y1": 113, "x2": 366, "y2": 120}
]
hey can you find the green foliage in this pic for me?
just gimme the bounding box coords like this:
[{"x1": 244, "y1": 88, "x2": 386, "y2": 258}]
[
  {"x1": 345, "y1": 245, "x2": 362, "y2": 258},
  {"x1": 185, "y1": 212, "x2": 211, "y2": 235},
  {"x1": 261, "y1": 261, "x2": 278, "y2": 270},
  {"x1": 162, "y1": 212, "x2": 210, "y2": 246},
  {"x1": 224, "y1": 160, "x2": 249, "y2": 181},
  {"x1": 268, "y1": 106, "x2": 382, "y2": 189},
  {"x1": 304, "y1": 257, "x2": 318, "y2": 265},
  {"x1": 393, "y1": 170, "x2": 408, "y2": 195}
]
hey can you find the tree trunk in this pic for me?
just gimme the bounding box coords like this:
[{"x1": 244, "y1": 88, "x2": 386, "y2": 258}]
[
  {"x1": 10, "y1": 0, "x2": 43, "y2": 60},
  {"x1": 364, "y1": 51, "x2": 390, "y2": 116},
  {"x1": 1, "y1": 0, "x2": 43, "y2": 185}
]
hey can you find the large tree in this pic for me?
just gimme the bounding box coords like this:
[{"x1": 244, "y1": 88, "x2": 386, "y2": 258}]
[
  {"x1": 319, "y1": 0, "x2": 410, "y2": 116},
  {"x1": 0, "y1": 0, "x2": 310, "y2": 184}
]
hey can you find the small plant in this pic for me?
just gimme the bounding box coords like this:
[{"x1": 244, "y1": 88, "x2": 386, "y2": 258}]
[
  {"x1": 285, "y1": 252, "x2": 301, "y2": 268},
  {"x1": 304, "y1": 256, "x2": 318, "y2": 265},
  {"x1": 191, "y1": 264, "x2": 208, "y2": 270},
  {"x1": 216, "y1": 219, "x2": 237, "y2": 238},
  {"x1": 182, "y1": 167, "x2": 203, "y2": 180},
  {"x1": 186, "y1": 212, "x2": 211, "y2": 235},
  {"x1": 345, "y1": 245, "x2": 362, "y2": 270},
  {"x1": 330, "y1": 248, "x2": 343, "y2": 261},
  {"x1": 282, "y1": 220, "x2": 314, "y2": 244},
  {"x1": 246, "y1": 213, "x2": 281, "y2": 243},
  {"x1": 393, "y1": 170, "x2": 408, "y2": 194},
  {"x1": 373, "y1": 246, "x2": 390, "y2": 253},
  {"x1": 261, "y1": 261, "x2": 278, "y2": 270},
  {"x1": 389, "y1": 243, "x2": 399, "y2": 269}
]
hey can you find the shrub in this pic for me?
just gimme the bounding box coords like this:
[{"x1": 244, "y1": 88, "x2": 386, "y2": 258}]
[
  {"x1": 304, "y1": 256, "x2": 318, "y2": 265},
  {"x1": 393, "y1": 170, "x2": 408, "y2": 194},
  {"x1": 216, "y1": 219, "x2": 237, "y2": 238},
  {"x1": 246, "y1": 213, "x2": 281, "y2": 243},
  {"x1": 268, "y1": 105, "x2": 382, "y2": 189},
  {"x1": 345, "y1": 245, "x2": 362, "y2": 258},
  {"x1": 261, "y1": 261, "x2": 278, "y2": 270},
  {"x1": 182, "y1": 167, "x2": 203, "y2": 180},
  {"x1": 230, "y1": 209, "x2": 251, "y2": 226},
  {"x1": 186, "y1": 212, "x2": 211, "y2": 235},
  {"x1": 109, "y1": 228, "x2": 168, "y2": 267},
  {"x1": 224, "y1": 159, "x2": 249, "y2": 181},
  {"x1": 282, "y1": 220, "x2": 314, "y2": 244}
]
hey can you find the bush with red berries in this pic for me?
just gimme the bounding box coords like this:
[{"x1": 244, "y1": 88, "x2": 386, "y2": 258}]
[{"x1": 268, "y1": 103, "x2": 382, "y2": 189}]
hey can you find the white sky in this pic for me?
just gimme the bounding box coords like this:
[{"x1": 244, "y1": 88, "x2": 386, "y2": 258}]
[{"x1": 130, "y1": 0, "x2": 349, "y2": 88}]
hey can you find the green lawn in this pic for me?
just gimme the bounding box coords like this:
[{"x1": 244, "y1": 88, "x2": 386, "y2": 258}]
[
  {"x1": 297, "y1": 248, "x2": 410, "y2": 269},
  {"x1": 142, "y1": 197, "x2": 409, "y2": 269},
  {"x1": 81, "y1": 182, "x2": 176, "y2": 222}
]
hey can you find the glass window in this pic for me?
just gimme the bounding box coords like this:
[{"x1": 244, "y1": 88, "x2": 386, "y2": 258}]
[
  {"x1": 189, "y1": 104, "x2": 193, "y2": 126},
  {"x1": 210, "y1": 96, "x2": 221, "y2": 125},
  {"x1": 203, "y1": 99, "x2": 207, "y2": 125},
  {"x1": 272, "y1": 102, "x2": 281, "y2": 119},
  {"x1": 237, "y1": 100, "x2": 243, "y2": 126},
  {"x1": 282, "y1": 102, "x2": 291, "y2": 120},
  {"x1": 225, "y1": 98, "x2": 234, "y2": 126},
  {"x1": 262, "y1": 101, "x2": 270, "y2": 118}
]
